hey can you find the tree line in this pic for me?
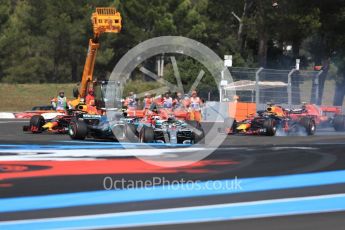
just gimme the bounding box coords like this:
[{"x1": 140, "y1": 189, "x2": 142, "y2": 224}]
[{"x1": 1, "y1": 0, "x2": 345, "y2": 104}]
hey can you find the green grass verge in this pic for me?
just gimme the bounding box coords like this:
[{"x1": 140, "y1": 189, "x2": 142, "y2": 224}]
[
  {"x1": 0, "y1": 81, "x2": 165, "y2": 112},
  {"x1": 0, "y1": 84, "x2": 76, "y2": 112}
]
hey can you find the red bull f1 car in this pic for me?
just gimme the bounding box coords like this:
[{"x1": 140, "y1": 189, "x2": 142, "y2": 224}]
[
  {"x1": 228, "y1": 105, "x2": 316, "y2": 136},
  {"x1": 22, "y1": 105, "x2": 96, "y2": 134},
  {"x1": 227, "y1": 103, "x2": 345, "y2": 136}
]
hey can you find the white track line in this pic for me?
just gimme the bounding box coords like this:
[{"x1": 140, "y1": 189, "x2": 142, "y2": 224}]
[{"x1": 0, "y1": 148, "x2": 205, "y2": 161}]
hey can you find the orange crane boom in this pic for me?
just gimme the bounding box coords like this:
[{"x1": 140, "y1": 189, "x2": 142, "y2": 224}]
[{"x1": 71, "y1": 7, "x2": 121, "y2": 107}]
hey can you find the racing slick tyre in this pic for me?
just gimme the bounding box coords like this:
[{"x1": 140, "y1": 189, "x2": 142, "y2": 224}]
[
  {"x1": 300, "y1": 117, "x2": 316, "y2": 135},
  {"x1": 263, "y1": 118, "x2": 277, "y2": 136},
  {"x1": 69, "y1": 120, "x2": 88, "y2": 140},
  {"x1": 139, "y1": 126, "x2": 155, "y2": 143},
  {"x1": 334, "y1": 115, "x2": 345, "y2": 132},
  {"x1": 29, "y1": 115, "x2": 45, "y2": 133},
  {"x1": 186, "y1": 120, "x2": 205, "y2": 144},
  {"x1": 125, "y1": 123, "x2": 138, "y2": 142}
]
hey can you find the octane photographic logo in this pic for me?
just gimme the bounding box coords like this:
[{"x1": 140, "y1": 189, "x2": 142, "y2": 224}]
[{"x1": 105, "y1": 36, "x2": 235, "y2": 167}]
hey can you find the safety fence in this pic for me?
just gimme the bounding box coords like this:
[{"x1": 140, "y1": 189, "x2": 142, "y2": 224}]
[{"x1": 220, "y1": 67, "x2": 338, "y2": 110}]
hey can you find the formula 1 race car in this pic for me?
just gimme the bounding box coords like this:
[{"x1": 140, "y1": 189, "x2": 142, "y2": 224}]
[
  {"x1": 69, "y1": 105, "x2": 205, "y2": 144},
  {"x1": 124, "y1": 115, "x2": 205, "y2": 144},
  {"x1": 68, "y1": 112, "x2": 128, "y2": 141},
  {"x1": 286, "y1": 104, "x2": 345, "y2": 131},
  {"x1": 68, "y1": 111, "x2": 206, "y2": 144},
  {"x1": 22, "y1": 78, "x2": 113, "y2": 135},
  {"x1": 23, "y1": 112, "x2": 74, "y2": 134},
  {"x1": 228, "y1": 105, "x2": 316, "y2": 136},
  {"x1": 22, "y1": 104, "x2": 98, "y2": 134},
  {"x1": 109, "y1": 101, "x2": 205, "y2": 144}
]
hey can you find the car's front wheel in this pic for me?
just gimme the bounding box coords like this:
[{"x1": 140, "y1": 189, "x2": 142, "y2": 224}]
[
  {"x1": 139, "y1": 126, "x2": 155, "y2": 143},
  {"x1": 69, "y1": 120, "x2": 88, "y2": 140},
  {"x1": 334, "y1": 115, "x2": 345, "y2": 132},
  {"x1": 300, "y1": 117, "x2": 316, "y2": 135},
  {"x1": 263, "y1": 118, "x2": 277, "y2": 136},
  {"x1": 30, "y1": 115, "x2": 45, "y2": 133}
]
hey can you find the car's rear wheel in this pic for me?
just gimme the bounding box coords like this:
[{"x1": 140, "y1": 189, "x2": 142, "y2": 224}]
[
  {"x1": 69, "y1": 120, "x2": 88, "y2": 140},
  {"x1": 263, "y1": 118, "x2": 277, "y2": 136},
  {"x1": 300, "y1": 117, "x2": 316, "y2": 135},
  {"x1": 139, "y1": 126, "x2": 155, "y2": 143},
  {"x1": 334, "y1": 115, "x2": 345, "y2": 131},
  {"x1": 30, "y1": 115, "x2": 45, "y2": 133}
]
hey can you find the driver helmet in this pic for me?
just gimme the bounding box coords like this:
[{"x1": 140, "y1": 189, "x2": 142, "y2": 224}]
[{"x1": 266, "y1": 102, "x2": 274, "y2": 112}]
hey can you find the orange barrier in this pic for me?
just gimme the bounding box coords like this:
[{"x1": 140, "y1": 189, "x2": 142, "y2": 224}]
[
  {"x1": 228, "y1": 102, "x2": 256, "y2": 121},
  {"x1": 127, "y1": 109, "x2": 146, "y2": 118},
  {"x1": 173, "y1": 109, "x2": 188, "y2": 120}
]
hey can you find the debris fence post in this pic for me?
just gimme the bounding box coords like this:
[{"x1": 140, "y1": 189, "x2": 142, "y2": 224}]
[
  {"x1": 315, "y1": 70, "x2": 323, "y2": 105},
  {"x1": 287, "y1": 68, "x2": 296, "y2": 108},
  {"x1": 255, "y1": 67, "x2": 264, "y2": 109}
]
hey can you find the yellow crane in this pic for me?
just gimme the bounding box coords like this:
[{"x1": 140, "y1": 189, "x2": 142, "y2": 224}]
[{"x1": 70, "y1": 7, "x2": 122, "y2": 108}]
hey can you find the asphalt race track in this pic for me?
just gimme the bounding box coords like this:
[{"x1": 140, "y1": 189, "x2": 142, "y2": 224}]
[{"x1": 1, "y1": 119, "x2": 345, "y2": 229}]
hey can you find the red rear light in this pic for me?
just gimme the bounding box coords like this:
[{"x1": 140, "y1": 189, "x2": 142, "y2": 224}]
[{"x1": 314, "y1": 66, "x2": 322, "y2": 71}]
